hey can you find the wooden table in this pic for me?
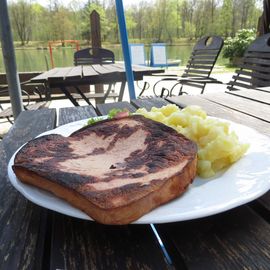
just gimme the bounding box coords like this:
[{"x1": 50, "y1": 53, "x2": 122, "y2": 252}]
[
  {"x1": 1, "y1": 92, "x2": 270, "y2": 269},
  {"x1": 30, "y1": 63, "x2": 164, "y2": 106}
]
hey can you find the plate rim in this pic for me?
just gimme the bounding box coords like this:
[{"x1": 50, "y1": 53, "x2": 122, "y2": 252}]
[{"x1": 8, "y1": 116, "x2": 270, "y2": 224}]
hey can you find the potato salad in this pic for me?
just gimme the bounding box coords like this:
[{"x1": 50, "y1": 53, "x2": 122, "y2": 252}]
[{"x1": 136, "y1": 104, "x2": 249, "y2": 178}]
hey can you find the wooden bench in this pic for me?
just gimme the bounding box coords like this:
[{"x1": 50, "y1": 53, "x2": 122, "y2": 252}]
[
  {"x1": 0, "y1": 86, "x2": 50, "y2": 124},
  {"x1": 0, "y1": 101, "x2": 50, "y2": 124},
  {"x1": 72, "y1": 92, "x2": 119, "y2": 102}
]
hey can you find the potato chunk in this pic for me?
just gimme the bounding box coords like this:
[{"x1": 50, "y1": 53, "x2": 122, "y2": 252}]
[{"x1": 136, "y1": 105, "x2": 249, "y2": 178}]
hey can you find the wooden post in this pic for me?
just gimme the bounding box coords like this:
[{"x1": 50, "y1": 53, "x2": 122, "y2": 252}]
[
  {"x1": 90, "y1": 10, "x2": 103, "y2": 104},
  {"x1": 91, "y1": 10, "x2": 102, "y2": 49}
]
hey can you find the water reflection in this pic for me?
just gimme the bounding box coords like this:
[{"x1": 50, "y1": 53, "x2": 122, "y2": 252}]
[{"x1": 0, "y1": 45, "x2": 229, "y2": 73}]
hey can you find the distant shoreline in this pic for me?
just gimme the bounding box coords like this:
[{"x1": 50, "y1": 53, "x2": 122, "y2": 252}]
[{"x1": 0, "y1": 39, "x2": 196, "y2": 50}]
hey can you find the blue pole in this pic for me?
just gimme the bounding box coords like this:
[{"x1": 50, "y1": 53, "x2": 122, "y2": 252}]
[{"x1": 115, "y1": 0, "x2": 136, "y2": 100}]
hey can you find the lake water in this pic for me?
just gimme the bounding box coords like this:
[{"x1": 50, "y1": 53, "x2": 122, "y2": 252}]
[{"x1": 0, "y1": 44, "x2": 229, "y2": 73}]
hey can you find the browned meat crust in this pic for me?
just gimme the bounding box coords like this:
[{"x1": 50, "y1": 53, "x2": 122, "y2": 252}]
[{"x1": 13, "y1": 115, "x2": 197, "y2": 224}]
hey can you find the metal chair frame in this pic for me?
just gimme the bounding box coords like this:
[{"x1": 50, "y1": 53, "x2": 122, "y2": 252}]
[{"x1": 153, "y1": 36, "x2": 224, "y2": 97}]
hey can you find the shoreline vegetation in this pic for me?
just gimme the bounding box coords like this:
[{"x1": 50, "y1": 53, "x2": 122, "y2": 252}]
[
  {"x1": 3, "y1": 0, "x2": 262, "y2": 73},
  {"x1": 0, "y1": 39, "x2": 234, "y2": 73},
  {"x1": 8, "y1": 0, "x2": 261, "y2": 47}
]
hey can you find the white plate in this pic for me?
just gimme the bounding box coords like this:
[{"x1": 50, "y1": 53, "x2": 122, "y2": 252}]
[{"x1": 8, "y1": 118, "x2": 270, "y2": 224}]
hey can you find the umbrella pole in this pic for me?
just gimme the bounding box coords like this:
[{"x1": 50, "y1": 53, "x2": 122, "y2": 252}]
[
  {"x1": 115, "y1": 0, "x2": 136, "y2": 100},
  {"x1": 0, "y1": 0, "x2": 23, "y2": 119}
]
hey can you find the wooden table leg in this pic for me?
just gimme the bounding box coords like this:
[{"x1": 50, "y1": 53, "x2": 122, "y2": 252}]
[
  {"x1": 118, "y1": 81, "x2": 126, "y2": 101},
  {"x1": 73, "y1": 86, "x2": 94, "y2": 106},
  {"x1": 59, "y1": 86, "x2": 80, "y2": 106}
]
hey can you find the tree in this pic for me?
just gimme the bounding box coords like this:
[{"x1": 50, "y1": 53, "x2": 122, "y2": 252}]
[
  {"x1": 9, "y1": 0, "x2": 33, "y2": 45},
  {"x1": 180, "y1": 0, "x2": 195, "y2": 37},
  {"x1": 7, "y1": 0, "x2": 263, "y2": 45},
  {"x1": 105, "y1": 0, "x2": 119, "y2": 42},
  {"x1": 82, "y1": 3, "x2": 110, "y2": 41},
  {"x1": 151, "y1": 0, "x2": 168, "y2": 42},
  {"x1": 128, "y1": 2, "x2": 145, "y2": 40},
  {"x1": 52, "y1": 7, "x2": 74, "y2": 41},
  {"x1": 219, "y1": 0, "x2": 233, "y2": 37},
  {"x1": 68, "y1": 0, "x2": 86, "y2": 41},
  {"x1": 125, "y1": 9, "x2": 137, "y2": 40},
  {"x1": 240, "y1": 0, "x2": 258, "y2": 29},
  {"x1": 31, "y1": 4, "x2": 51, "y2": 42}
]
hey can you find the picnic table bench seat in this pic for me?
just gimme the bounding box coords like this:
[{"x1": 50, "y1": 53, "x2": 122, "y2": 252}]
[
  {"x1": 0, "y1": 87, "x2": 50, "y2": 124},
  {"x1": 0, "y1": 101, "x2": 50, "y2": 125},
  {"x1": 71, "y1": 91, "x2": 119, "y2": 104}
]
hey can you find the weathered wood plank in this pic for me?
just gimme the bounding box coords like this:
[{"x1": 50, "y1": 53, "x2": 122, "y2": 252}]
[
  {"x1": 0, "y1": 108, "x2": 56, "y2": 270},
  {"x1": 58, "y1": 105, "x2": 98, "y2": 126},
  {"x1": 96, "y1": 101, "x2": 137, "y2": 115},
  {"x1": 50, "y1": 215, "x2": 173, "y2": 270},
  {"x1": 3, "y1": 108, "x2": 56, "y2": 158},
  {"x1": 30, "y1": 68, "x2": 59, "y2": 82},
  {"x1": 226, "y1": 89, "x2": 270, "y2": 105},
  {"x1": 48, "y1": 67, "x2": 74, "y2": 79},
  {"x1": 65, "y1": 66, "x2": 83, "y2": 79},
  {"x1": 202, "y1": 93, "x2": 270, "y2": 122},
  {"x1": 102, "y1": 63, "x2": 125, "y2": 72},
  {"x1": 131, "y1": 97, "x2": 169, "y2": 110},
  {"x1": 156, "y1": 207, "x2": 270, "y2": 270},
  {"x1": 256, "y1": 192, "x2": 270, "y2": 213},
  {"x1": 48, "y1": 104, "x2": 173, "y2": 270},
  {"x1": 92, "y1": 64, "x2": 117, "y2": 75},
  {"x1": 82, "y1": 65, "x2": 100, "y2": 77}
]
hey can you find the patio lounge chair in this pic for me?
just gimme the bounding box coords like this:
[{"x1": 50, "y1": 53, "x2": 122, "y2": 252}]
[
  {"x1": 155, "y1": 33, "x2": 270, "y2": 97},
  {"x1": 128, "y1": 44, "x2": 152, "y2": 95},
  {"x1": 152, "y1": 36, "x2": 224, "y2": 97},
  {"x1": 129, "y1": 44, "x2": 147, "y2": 66},
  {"x1": 226, "y1": 33, "x2": 270, "y2": 91},
  {"x1": 150, "y1": 43, "x2": 181, "y2": 68}
]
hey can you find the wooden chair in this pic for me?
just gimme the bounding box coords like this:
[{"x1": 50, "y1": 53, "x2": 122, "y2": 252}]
[
  {"x1": 74, "y1": 47, "x2": 115, "y2": 65},
  {"x1": 227, "y1": 33, "x2": 270, "y2": 91},
  {"x1": 152, "y1": 36, "x2": 224, "y2": 97},
  {"x1": 73, "y1": 48, "x2": 118, "y2": 103}
]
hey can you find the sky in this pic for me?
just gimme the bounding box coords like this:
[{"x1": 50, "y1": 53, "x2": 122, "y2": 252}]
[{"x1": 32, "y1": 0, "x2": 144, "y2": 8}]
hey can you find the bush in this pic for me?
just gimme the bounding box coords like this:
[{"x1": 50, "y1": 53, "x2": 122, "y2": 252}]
[{"x1": 223, "y1": 29, "x2": 256, "y2": 60}]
